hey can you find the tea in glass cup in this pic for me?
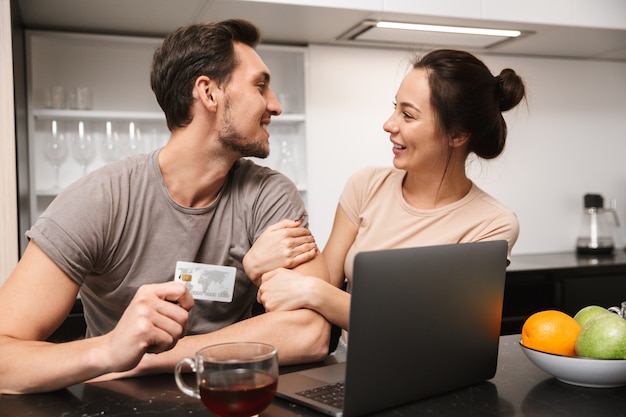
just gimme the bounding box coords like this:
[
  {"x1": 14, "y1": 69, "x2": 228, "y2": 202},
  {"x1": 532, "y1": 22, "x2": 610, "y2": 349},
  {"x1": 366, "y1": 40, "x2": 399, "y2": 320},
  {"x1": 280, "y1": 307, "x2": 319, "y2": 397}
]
[{"x1": 175, "y1": 342, "x2": 278, "y2": 417}]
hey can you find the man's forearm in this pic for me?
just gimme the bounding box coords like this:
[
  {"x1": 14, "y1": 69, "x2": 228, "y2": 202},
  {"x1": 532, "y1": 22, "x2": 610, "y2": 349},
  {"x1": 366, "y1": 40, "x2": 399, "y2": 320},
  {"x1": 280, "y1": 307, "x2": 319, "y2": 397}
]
[
  {"x1": 126, "y1": 309, "x2": 330, "y2": 377},
  {"x1": 0, "y1": 335, "x2": 115, "y2": 394}
]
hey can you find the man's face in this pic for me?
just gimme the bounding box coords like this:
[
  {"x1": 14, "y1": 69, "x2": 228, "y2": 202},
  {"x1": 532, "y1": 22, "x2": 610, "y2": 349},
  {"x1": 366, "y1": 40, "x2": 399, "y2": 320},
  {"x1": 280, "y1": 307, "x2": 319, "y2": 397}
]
[{"x1": 217, "y1": 42, "x2": 282, "y2": 158}]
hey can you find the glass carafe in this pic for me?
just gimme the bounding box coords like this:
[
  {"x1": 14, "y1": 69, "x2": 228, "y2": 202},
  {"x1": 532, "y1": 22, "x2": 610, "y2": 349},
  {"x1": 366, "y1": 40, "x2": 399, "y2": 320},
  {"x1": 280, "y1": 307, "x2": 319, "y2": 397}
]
[{"x1": 576, "y1": 193, "x2": 619, "y2": 255}]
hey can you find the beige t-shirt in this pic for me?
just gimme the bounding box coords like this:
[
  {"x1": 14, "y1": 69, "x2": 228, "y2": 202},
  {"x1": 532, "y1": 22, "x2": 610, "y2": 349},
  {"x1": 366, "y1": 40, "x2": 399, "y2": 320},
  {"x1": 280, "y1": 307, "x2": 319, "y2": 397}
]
[{"x1": 340, "y1": 166, "x2": 519, "y2": 284}]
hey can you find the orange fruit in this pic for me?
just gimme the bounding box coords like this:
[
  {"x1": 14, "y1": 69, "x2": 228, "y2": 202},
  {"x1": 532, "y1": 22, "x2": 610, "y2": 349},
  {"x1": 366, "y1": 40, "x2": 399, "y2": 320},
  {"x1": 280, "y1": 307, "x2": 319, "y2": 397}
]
[{"x1": 521, "y1": 310, "x2": 581, "y2": 356}]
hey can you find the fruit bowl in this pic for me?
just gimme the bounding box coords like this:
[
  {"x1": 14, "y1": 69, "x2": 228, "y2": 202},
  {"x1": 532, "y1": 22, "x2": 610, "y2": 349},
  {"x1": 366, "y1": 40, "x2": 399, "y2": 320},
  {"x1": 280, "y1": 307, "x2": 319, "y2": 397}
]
[{"x1": 519, "y1": 341, "x2": 626, "y2": 388}]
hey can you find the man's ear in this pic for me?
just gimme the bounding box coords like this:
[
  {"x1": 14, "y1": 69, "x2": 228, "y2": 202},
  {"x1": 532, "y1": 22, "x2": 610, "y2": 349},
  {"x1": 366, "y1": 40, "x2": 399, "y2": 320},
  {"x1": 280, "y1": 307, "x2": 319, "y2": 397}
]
[{"x1": 194, "y1": 75, "x2": 218, "y2": 113}]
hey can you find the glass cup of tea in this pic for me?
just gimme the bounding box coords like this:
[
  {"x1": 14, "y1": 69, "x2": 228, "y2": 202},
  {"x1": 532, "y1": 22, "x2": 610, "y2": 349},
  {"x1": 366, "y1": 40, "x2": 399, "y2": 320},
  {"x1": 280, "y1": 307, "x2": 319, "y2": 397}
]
[{"x1": 175, "y1": 342, "x2": 279, "y2": 417}]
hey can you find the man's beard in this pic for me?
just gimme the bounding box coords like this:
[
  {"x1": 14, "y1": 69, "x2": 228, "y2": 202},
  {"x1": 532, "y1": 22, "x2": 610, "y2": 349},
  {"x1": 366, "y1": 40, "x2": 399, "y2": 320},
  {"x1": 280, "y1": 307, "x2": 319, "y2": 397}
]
[{"x1": 218, "y1": 98, "x2": 269, "y2": 159}]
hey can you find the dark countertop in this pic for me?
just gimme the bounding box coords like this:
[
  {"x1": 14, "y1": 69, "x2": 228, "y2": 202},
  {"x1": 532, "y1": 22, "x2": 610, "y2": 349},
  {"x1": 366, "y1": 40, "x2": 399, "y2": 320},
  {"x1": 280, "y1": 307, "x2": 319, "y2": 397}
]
[
  {"x1": 2, "y1": 334, "x2": 625, "y2": 416},
  {"x1": 508, "y1": 250, "x2": 626, "y2": 272},
  {"x1": 501, "y1": 250, "x2": 626, "y2": 336}
]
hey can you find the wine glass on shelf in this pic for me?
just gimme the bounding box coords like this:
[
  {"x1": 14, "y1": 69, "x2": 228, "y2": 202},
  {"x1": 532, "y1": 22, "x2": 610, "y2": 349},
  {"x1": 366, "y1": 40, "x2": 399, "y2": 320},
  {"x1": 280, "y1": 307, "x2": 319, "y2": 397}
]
[
  {"x1": 100, "y1": 121, "x2": 121, "y2": 163},
  {"x1": 123, "y1": 121, "x2": 144, "y2": 156},
  {"x1": 278, "y1": 139, "x2": 298, "y2": 185},
  {"x1": 43, "y1": 120, "x2": 69, "y2": 190},
  {"x1": 175, "y1": 342, "x2": 278, "y2": 417},
  {"x1": 71, "y1": 121, "x2": 96, "y2": 176}
]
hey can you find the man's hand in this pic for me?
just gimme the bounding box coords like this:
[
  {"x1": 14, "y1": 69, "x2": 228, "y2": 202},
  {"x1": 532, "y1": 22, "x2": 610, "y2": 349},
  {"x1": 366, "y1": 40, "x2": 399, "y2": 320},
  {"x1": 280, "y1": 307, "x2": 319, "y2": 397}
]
[
  {"x1": 243, "y1": 218, "x2": 318, "y2": 285},
  {"x1": 102, "y1": 282, "x2": 194, "y2": 373}
]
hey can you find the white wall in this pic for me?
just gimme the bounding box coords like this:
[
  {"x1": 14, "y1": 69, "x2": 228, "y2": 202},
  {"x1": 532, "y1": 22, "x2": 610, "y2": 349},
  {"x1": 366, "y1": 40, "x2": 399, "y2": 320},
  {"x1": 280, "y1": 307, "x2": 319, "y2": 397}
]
[{"x1": 305, "y1": 44, "x2": 626, "y2": 255}]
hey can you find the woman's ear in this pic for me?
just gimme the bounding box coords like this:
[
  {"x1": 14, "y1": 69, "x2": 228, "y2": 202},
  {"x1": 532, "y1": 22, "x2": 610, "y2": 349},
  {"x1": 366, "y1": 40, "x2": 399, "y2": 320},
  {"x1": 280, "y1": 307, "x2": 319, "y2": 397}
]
[{"x1": 449, "y1": 132, "x2": 470, "y2": 148}]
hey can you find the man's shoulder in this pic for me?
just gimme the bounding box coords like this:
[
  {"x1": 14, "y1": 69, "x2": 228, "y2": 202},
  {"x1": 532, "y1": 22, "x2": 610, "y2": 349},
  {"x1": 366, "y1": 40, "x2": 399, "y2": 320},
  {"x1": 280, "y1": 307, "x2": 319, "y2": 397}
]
[
  {"x1": 55, "y1": 153, "x2": 154, "y2": 202},
  {"x1": 69, "y1": 152, "x2": 153, "y2": 184},
  {"x1": 230, "y1": 158, "x2": 294, "y2": 189},
  {"x1": 232, "y1": 158, "x2": 274, "y2": 175}
]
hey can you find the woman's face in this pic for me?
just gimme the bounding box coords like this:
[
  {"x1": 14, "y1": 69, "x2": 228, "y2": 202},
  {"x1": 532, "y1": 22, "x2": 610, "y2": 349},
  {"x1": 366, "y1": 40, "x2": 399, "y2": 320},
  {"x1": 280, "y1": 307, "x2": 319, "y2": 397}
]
[{"x1": 383, "y1": 68, "x2": 448, "y2": 173}]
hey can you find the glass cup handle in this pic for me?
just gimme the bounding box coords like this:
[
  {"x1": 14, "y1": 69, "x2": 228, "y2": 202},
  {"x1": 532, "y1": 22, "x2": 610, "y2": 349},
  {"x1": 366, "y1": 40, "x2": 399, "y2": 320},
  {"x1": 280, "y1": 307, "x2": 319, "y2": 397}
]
[
  {"x1": 608, "y1": 302, "x2": 626, "y2": 318},
  {"x1": 174, "y1": 357, "x2": 200, "y2": 399}
]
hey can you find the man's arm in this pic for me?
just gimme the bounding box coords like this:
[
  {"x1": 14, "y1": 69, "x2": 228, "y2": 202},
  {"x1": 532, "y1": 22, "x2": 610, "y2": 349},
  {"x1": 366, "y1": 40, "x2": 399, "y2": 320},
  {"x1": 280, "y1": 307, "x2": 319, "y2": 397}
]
[
  {"x1": 101, "y1": 251, "x2": 331, "y2": 380},
  {"x1": 0, "y1": 242, "x2": 193, "y2": 394}
]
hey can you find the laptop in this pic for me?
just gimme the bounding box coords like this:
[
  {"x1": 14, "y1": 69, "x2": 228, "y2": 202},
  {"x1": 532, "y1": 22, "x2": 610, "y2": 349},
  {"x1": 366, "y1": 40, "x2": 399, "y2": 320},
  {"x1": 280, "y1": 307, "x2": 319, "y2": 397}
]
[{"x1": 276, "y1": 240, "x2": 508, "y2": 417}]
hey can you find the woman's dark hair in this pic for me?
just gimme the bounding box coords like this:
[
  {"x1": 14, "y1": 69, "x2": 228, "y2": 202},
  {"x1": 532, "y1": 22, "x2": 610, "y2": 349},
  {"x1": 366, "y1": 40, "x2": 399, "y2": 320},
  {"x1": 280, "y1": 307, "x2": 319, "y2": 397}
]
[
  {"x1": 413, "y1": 49, "x2": 526, "y2": 159},
  {"x1": 150, "y1": 19, "x2": 261, "y2": 131}
]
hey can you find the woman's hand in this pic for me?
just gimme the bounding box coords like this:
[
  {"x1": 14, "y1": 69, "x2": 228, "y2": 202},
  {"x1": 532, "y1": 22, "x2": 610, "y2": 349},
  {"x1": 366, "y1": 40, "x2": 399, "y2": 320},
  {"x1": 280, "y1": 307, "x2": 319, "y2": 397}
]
[{"x1": 243, "y1": 219, "x2": 318, "y2": 285}]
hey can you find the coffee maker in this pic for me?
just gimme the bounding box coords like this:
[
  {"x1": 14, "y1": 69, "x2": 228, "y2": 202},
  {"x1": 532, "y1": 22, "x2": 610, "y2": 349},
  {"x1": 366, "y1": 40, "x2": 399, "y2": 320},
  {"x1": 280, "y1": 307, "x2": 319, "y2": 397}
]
[{"x1": 576, "y1": 193, "x2": 620, "y2": 255}]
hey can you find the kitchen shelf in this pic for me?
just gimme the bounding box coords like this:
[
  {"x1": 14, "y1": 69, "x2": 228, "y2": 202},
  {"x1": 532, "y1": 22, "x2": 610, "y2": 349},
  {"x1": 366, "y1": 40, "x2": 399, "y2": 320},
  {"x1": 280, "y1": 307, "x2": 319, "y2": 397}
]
[
  {"x1": 33, "y1": 109, "x2": 165, "y2": 121},
  {"x1": 26, "y1": 30, "x2": 309, "y2": 222},
  {"x1": 33, "y1": 109, "x2": 306, "y2": 124}
]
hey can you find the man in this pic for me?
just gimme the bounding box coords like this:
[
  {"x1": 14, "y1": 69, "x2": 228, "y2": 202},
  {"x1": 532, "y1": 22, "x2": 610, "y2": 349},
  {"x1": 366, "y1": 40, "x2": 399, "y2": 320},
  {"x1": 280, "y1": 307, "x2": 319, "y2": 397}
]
[{"x1": 0, "y1": 19, "x2": 329, "y2": 394}]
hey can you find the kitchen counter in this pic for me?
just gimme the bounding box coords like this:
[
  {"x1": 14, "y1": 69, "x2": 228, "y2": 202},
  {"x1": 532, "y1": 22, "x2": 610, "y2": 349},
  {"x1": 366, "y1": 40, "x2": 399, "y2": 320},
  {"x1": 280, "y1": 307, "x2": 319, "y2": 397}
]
[
  {"x1": 2, "y1": 334, "x2": 625, "y2": 416},
  {"x1": 502, "y1": 251, "x2": 626, "y2": 335},
  {"x1": 508, "y1": 250, "x2": 626, "y2": 272}
]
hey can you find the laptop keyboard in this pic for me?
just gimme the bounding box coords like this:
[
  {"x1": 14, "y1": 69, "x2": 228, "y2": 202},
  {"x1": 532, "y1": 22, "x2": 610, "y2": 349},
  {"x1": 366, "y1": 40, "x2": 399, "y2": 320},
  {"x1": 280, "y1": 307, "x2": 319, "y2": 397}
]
[{"x1": 297, "y1": 382, "x2": 345, "y2": 408}]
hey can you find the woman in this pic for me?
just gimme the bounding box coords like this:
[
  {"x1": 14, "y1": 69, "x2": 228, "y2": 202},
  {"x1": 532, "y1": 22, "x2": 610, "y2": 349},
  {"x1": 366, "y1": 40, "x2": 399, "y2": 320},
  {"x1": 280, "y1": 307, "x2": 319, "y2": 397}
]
[{"x1": 253, "y1": 49, "x2": 526, "y2": 347}]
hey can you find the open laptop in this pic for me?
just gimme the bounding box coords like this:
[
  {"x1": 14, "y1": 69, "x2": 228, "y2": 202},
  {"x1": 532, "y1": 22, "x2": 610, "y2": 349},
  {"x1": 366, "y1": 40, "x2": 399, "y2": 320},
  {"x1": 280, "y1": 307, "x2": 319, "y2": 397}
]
[{"x1": 276, "y1": 240, "x2": 508, "y2": 417}]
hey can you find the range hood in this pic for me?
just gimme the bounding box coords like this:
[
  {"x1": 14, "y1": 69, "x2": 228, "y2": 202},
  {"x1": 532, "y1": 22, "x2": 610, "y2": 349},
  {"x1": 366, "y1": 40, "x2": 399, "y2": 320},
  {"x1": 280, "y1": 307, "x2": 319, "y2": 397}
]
[{"x1": 337, "y1": 19, "x2": 529, "y2": 50}]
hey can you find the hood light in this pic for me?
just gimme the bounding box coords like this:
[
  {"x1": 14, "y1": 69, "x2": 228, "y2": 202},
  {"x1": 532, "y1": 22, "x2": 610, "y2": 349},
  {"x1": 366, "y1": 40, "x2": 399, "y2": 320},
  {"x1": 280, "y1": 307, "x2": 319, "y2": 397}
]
[{"x1": 375, "y1": 21, "x2": 521, "y2": 38}]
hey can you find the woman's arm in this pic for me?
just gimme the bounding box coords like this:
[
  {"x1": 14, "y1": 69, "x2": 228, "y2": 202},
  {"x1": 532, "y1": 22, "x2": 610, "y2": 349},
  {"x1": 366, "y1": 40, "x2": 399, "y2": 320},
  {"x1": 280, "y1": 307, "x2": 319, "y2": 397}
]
[
  {"x1": 243, "y1": 218, "x2": 318, "y2": 285},
  {"x1": 323, "y1": 204, "x2": 359, "y2": 288},
  {"x1": 257, "y1": 204, "x2": 359, "y2": 331}
]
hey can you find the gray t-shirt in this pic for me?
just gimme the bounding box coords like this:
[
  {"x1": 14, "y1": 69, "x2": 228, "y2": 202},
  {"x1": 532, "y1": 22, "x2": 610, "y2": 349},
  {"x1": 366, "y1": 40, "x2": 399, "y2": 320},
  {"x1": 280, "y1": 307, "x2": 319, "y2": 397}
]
[{"x1": 26, "y1": 150, "x2": 307, "y2": 337}]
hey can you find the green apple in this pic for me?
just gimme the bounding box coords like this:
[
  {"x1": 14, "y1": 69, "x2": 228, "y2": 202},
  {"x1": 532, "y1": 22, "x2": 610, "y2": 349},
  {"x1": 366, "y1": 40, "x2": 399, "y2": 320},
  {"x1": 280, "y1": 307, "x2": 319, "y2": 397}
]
[
  {"x1": 575, "y1": 313, "x2": 626, "y2": 359},
  {"x1": 573, "y1": 305, "x2": 612, "y2": 327}
]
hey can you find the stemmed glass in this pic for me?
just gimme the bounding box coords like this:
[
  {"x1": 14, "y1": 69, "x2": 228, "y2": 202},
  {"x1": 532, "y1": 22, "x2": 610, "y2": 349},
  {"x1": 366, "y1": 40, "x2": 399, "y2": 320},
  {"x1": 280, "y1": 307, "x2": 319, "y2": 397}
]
[
  {"x1": 43, "y1": 120, "x2": 68, "y2": 190},
  {"x1": 124, "y1": 121, "x2": 144, "y2": 156},
  {"x1": 72, "y1": 121, "x2": 96, "y2": 176},
  {"x1": 100, "y1": 121, "x2": 121, "y2": 163},
  {"x1": 278, "y1": 139, "x2": 298, "y2": 184},
  {"x1": 175, "y1": 342, "x2": 279, "y2": 417}
]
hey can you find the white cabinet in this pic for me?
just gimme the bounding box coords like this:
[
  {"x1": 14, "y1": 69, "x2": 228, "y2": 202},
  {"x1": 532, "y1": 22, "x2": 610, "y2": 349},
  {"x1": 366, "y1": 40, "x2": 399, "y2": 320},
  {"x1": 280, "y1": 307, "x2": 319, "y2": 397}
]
[
  {"x1": 25, "y1": 31, "x2": 308, "y2": 222},
  {"x1": 247, "y1": 45, "x2": 308, "y2": 195}
]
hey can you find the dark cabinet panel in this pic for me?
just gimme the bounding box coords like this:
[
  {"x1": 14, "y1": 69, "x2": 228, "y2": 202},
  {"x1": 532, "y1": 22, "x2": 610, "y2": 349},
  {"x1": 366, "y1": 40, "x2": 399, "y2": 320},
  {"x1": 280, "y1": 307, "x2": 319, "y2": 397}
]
[
  {"x1": 502, "y1": 252, "x2": 626, "y2": 335},
  {"x1": 559, "y1": 272, "x2": 626, "y2": 316},
  {"x1": 502, "y1": 272, "x2": 556, "y2": 335}
]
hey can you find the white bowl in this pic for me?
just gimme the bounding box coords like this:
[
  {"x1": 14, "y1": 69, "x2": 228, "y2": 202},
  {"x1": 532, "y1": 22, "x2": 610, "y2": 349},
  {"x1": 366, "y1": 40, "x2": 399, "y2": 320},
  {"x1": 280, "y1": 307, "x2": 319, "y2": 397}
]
[{"x1": 519, "y1": 340, "x2": 626, "y2": 388}]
